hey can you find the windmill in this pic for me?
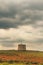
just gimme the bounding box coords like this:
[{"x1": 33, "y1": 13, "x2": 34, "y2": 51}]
[{"x1": 17, "y1": 38, "x2": 26, "y2": 51}]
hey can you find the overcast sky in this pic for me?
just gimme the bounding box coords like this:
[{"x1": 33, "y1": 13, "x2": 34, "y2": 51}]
[{"x1": 0, "y1": 0, "x2": 43, "y2": 51}]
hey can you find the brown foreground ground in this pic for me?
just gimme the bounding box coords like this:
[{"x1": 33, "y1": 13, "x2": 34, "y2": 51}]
[{"x1": 0, "y1": 50, "x2": 43, "y2": 65}]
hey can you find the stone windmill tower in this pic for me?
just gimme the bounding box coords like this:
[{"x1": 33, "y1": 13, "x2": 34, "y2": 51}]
[{"x1": 18, "y1": 39, "x2": 26, "y2": 51}]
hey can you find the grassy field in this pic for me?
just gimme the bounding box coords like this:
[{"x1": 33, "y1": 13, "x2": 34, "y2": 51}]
[
  {"x1": 0, "y1": 50, "x2": 43, "y2": 65},
  {"x1": 0, "y1": 62, "x2": 26, "y2": 65},
  {"x1": 0, "y1": 62, "x2": 43, "y2": 65}
]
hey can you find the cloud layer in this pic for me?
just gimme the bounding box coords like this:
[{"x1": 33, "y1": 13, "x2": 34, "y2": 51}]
[{"x1": 0, "y1": 0, "x2": 43, "y2": 51}]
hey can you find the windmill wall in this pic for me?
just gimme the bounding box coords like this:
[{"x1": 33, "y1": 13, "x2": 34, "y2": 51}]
[{"x1": 18, "y1": 44, "x2": 26, "y2": 51}]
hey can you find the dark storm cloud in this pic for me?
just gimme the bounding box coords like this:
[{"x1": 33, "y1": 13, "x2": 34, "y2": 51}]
[
  {"x1": 0, "y1": 20, "x2": 15, "y2": 29},
  {"x1": 0, "y1": 19, "x2": 31, "y2": 29},
  {"x1": 0, "y1": 0, "x2": 43, "y2": 29},
  {"x1": 0, "y1": 3, "x2": 17, "y2": 18},
  {"x1": 29, "y1": 3, "x2": 43, "y2": 10}
]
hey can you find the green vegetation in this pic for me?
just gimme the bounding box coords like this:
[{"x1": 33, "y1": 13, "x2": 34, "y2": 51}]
[
  {"x1": 0, "y1": 50, "x2": 43, "y2": 57},
  {"x1": 0, "y1": 62, "x2": 26, "y2": 65},
  {"x1": 0, "y1": 62, "x2": 43, "y2": 65}
]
